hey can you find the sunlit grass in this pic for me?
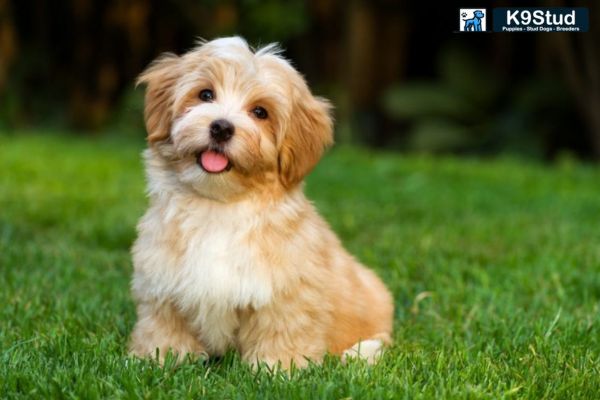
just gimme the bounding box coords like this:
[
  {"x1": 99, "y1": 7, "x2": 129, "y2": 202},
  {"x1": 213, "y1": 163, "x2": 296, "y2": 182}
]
[{"x1": 1, "y1": 133, "x2": 599, "y2": 398}]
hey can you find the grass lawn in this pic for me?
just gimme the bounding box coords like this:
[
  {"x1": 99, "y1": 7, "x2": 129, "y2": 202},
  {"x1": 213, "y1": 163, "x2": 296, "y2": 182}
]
[{"x1": 1, "y1": 133, "x2": 599, "y2": 399}]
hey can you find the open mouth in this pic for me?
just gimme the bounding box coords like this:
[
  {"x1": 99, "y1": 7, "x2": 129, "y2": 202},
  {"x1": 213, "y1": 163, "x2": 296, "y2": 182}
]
[{"x1": 197, "y1": 150, "x2": 232, "y2": 174}]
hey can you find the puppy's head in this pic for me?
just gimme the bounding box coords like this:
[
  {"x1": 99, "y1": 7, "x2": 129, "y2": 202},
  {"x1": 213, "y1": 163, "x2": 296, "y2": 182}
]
[{"x1": 138, "y1": 37, "x2": 333, "y2": 200}]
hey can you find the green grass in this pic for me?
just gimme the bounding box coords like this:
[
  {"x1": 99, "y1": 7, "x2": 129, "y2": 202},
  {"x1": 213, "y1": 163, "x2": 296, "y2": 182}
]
[{"x1": 1, "y1": 133, "x2": 599, "y2": 399}]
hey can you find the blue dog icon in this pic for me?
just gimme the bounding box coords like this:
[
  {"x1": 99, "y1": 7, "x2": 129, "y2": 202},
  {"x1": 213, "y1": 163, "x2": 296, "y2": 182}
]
[{"x1": 463, "y1": 10, "x2": 485, "y2": 31}]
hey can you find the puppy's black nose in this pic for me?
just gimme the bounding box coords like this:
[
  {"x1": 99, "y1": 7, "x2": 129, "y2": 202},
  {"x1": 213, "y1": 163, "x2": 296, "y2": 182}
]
[{"x1": 209, "y1": 119, "x2": 234, "y2": 142}]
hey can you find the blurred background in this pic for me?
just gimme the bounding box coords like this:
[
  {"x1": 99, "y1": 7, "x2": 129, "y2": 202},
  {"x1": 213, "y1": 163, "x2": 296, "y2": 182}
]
[{"x1": 0, "y1": 0, "x2": 598, "y2": 160}]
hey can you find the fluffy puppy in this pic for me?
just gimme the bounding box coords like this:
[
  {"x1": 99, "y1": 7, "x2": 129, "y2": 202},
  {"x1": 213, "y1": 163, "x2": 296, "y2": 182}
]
[{"x1": 129, "y1": 37, "x2": 394, "y2": 369}]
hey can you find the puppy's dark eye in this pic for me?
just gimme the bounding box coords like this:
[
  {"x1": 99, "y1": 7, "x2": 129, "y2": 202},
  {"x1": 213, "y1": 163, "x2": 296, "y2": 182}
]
[
  {"x1": 251, "y1": 106, "x2": 268, "y2": 120},
  {"x1": 199, "y1": 89, "x2": 215, "y2": 102}
]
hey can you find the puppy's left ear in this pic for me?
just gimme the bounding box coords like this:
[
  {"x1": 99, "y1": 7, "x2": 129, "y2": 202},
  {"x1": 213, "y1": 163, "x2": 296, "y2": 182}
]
[
  {"x1": 279, "y1": 94, "x2": 334, "y2": 188},
  {"x1": 136, "y1": 53, "x2": 180, "y2": 144}
]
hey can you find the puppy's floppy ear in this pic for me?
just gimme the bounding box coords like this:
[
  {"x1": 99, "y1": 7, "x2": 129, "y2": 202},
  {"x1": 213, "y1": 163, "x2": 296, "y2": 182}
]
[
  {"x1": 279, "y1": 94, "x2": 334, "y2": 188},
  {"x1": 136, "y1": 53, "x2": 180, "y2": 143}
]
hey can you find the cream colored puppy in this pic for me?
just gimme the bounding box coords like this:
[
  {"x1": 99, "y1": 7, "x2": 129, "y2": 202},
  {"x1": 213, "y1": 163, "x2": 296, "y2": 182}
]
[{"x1": 130, "y1": 37, "x2": 394, "y2": 369}]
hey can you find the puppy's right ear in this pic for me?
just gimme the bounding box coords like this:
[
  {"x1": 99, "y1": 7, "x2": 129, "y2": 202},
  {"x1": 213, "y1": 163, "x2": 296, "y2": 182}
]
[{"x1": 136, "y1": 54, "x2": 180, "y2": 143}]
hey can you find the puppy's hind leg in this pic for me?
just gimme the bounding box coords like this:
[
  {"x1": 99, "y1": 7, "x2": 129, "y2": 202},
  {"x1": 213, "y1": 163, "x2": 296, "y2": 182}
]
[{"x1": 341, "y1": 333, "x2": 391, "y2": 365}]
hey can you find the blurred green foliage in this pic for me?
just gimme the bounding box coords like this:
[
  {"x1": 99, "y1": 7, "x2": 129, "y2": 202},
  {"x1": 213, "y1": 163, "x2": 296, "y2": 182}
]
[
  {"x1": 108, "y1": 87, "x2": 146, "y2": 137},
  {"x1": 383, "y1": 45, "x2": 578, "y2": 158},
  {"x1": 240, "y1": 0, "x2": 308, "y2": 42}
]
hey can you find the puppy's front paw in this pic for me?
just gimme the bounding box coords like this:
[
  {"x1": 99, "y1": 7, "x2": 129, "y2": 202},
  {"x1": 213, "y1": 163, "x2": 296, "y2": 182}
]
[{"x1": 129, "y1": 302, "x2": 207, "y2": 365}]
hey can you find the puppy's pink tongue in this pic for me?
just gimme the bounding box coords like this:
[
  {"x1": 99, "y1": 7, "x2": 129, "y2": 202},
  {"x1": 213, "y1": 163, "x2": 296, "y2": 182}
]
[{"x1": 200, "y1": 151, "x2": 229, "y2": 173}]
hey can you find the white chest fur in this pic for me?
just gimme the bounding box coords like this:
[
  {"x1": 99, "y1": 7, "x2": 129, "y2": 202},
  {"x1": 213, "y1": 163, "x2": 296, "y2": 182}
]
[{"x1": 132, "y1": 193, "x2": 275, "y2": 354}]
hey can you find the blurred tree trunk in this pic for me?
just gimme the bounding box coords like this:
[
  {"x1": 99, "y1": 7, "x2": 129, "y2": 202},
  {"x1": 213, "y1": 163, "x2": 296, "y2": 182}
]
[
  {"x1": 553, "y1": 31, "x2": 600, "y2": 158},
  {"x1": 0, "y1": 0, "x2": 17, "y2": 95},
  {"x1": 344, "y1": 0, "x2": 408, "y2": 145},
  {"x1": 548, "y1": 0, "x2": 600, "y2": 158},
  {"x1": 67, "y1": 0, "x2": 152, "y2": 128}
]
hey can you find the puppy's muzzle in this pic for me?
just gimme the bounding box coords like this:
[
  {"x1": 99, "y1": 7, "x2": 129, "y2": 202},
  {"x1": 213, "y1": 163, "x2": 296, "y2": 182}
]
[{"x1": 210, "y1": 119, "x2": 235, "y2": 143}]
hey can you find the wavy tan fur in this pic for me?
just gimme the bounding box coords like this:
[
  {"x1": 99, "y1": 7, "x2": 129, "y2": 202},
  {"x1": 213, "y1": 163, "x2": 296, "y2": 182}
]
[{"x1": 130, "y1": 37, "x2": 394, "y2": 369}]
